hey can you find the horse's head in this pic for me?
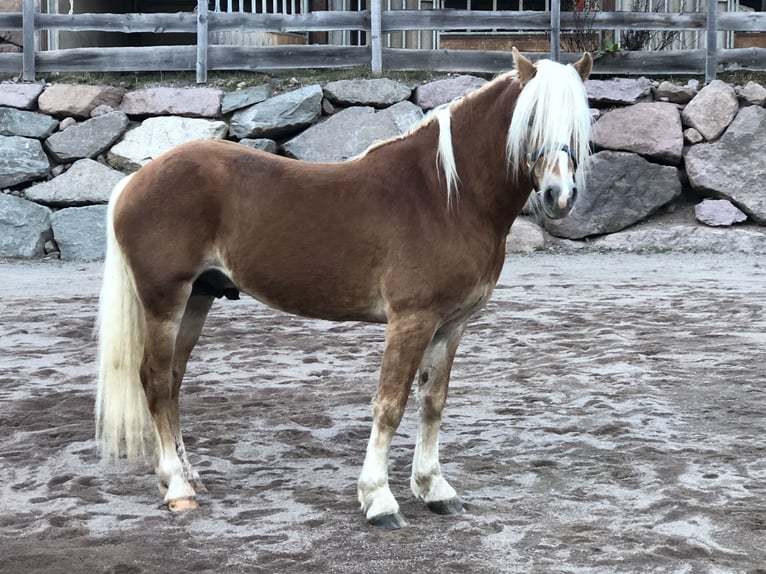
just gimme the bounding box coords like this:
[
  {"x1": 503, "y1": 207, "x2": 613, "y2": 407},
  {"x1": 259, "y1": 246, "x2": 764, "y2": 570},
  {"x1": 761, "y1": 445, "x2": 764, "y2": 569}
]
[{"x1": 508, "y1": 48, "x2": 593, "y2": 220}]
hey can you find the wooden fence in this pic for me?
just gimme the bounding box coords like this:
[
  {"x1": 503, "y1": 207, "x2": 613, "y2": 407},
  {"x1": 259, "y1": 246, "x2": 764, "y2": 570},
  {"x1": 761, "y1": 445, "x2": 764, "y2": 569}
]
[{"x1": 0, "y1": 0, "x2": 765, "y2": 83}]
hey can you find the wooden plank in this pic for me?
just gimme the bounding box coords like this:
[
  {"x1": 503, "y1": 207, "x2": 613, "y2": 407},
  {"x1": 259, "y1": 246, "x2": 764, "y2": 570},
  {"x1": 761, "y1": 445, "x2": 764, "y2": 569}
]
[
  {"x1": 0, "y1": 13, "x2": 23, "y2": 29},
  {"x1": 380, "y1": 10, "x2": 709, "y2": 32},
  {"x1": 209, "y1": 11, "x2": 369, "y2": 32},
  {"x1": 550, "y1": 0, "x2": 560, "y2": 61},
  {"x1": 0, "y1": 52, "x2": 23, "y2": 75},
  {"x1": 706, "y1": 0, "x2": 717, "y2": 83},
  {"x1": 592, "y1": 50, "x2": 706, "y2": 75},
  {"x1": 196, "y1": 0, "x2": 208, "y2": 84},
  {"x1": 35, "y1": 12, "x2": 197, "y2": 32},
  {"x1": 207, "y1": 45, "x2": 370, "y2": 70},
  {"x1": 22, "y1": 0, "x2": 34, "y2": 81},
  {"x1": 370, "y1": 0, "x2": 382, "y2": 75},
  {"x1": 718, "y1": 12, "x2": 766, "y2": 32},
  {"x1": 718, "y1": 47, "x2": 766, "y2": 70},
  {"x1": 382, "y1": 47, "x2": 516, "y2": 73},
  {"x1": 35, "y1": 46, "x2": 197, "y2": 72}
]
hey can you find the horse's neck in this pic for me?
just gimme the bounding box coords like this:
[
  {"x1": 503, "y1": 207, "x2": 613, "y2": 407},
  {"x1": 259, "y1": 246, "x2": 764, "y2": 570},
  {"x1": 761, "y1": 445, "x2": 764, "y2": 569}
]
[{"x1": 446, "y1": 76, "x2": 530, "y2": 233}]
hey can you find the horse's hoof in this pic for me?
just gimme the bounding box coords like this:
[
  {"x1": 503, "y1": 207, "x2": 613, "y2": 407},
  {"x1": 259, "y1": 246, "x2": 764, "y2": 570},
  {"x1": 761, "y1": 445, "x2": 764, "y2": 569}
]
[
  {"x1": 426, "y1": 498, "x2": 464, "y2": 515},
  {"x1": 167, "y1": 496, "x2": 198, "y2": 512},
  {"x1": 368, "y1": 512, "x2": 409, "y2": 530}
]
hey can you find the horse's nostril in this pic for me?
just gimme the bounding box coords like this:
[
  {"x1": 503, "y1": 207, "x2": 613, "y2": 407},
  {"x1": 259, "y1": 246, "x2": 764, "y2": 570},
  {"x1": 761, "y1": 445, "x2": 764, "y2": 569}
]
[
  {"x1": 542, "y1": 186, "x2": 555, "y2": 207},
  {"x1": 571, "y1": 186, "x2": 578, "y2": 205}
]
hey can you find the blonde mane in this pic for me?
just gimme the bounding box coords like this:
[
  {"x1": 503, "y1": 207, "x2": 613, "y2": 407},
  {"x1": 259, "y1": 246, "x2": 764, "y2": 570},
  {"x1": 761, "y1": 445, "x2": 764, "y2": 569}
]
[{"x1": 506, "y1": 59, "x2": 592, "y2": 192}]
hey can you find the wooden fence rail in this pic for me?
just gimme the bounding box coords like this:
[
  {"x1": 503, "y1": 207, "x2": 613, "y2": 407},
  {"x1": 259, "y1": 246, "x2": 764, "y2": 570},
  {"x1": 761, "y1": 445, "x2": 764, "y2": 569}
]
[{"x1": 1, "y1": 0, "x2": 764, "y2": 83}]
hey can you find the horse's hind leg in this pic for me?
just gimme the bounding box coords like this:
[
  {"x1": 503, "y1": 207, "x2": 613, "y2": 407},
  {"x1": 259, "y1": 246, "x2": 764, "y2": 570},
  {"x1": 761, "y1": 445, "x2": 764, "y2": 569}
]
[
  {"x1": 410, "y1": 320, "x2": 466, "y2": 515},
  {"x1": 140, "y1": 290, "x2": 210, "y2": 511},
  {"x1": 357, "y1": 312, "x2": 439, "y2": 529},
  {"x1": 171, "y1": 294, "x2": 214, "y2": 493}
]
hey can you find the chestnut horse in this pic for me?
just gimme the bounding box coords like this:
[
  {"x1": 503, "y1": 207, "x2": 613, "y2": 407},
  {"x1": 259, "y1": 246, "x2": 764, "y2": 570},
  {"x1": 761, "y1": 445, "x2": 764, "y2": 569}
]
[{"x1": 96, "y1": 48, "x2": 593, "y2": 529}]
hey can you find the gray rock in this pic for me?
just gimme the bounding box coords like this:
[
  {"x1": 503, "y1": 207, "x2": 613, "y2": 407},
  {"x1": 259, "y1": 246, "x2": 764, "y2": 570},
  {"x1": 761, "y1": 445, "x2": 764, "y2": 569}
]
[
  {"x1": 323, "y1": 78, "x2": 411, "y2": 108},
  {"x1": 0, "y1": 193, "x2": 51, "y2": 258},
  {"x1": 221, "y1": 85, "x2": 271, "y2": 115},
  {"x1": 23, "y1": 159, "x2": 125, "y2": 207},
  {"x1": 738, "y1": 81, "x2": 766, "y2": 107},
  {"x1": 580, "y1": 224, "x2": 766, "y2": 254},
  {"x1": 51, "y1": 205, "x2": 108, "y2": 260},
  {"x1": 585, "y1": 77, "x2": 653, "y2": 106},
  {"x1": 0, "y1": 107, "x2": 59, "y2": 139},
  {"x1": 681, "y1": 80, "x2": 738, "y2": 141},
  {"x1": 282, "y1": 101, "x2": 423, "y2": 162},
  {"x1": 694, "y1": 199, "x2": 747, "y2": 227},
  {"x1": 0, "y1": 82, "x2": 44, "y2": 110},
  {"x1": 44, "y1": 111, "x2": 129, "y2": 163},
  {"x1": 120, "y1": 87, "x2": 224, "y2": 118},
  {"x1": 58, "y1": 117, "x2": 76, "y2": 131},
  {"x1": 229, "y1": 85, "x2": 323, "y2": 139},
  {"x1": 238, "y1": 138, "x2": 278, "y2": 153},
  {"x1": 38, "y1": 84, "x2": 125, "y2": 119},
  {"x1": 413, "y1": 75, "x2": 487, "y2": 110},
  {"x1": 543, "y1": 151, "x2": 682, "y2": 239},
  {"x1": 90, "y1": 104, "x2": 115, "y2": 117},
  {"x1": 685, "y1": 106, "x2": 766, "y2": 224},
  {"x1": 591, "y1": 102, "x2": 683, "y2": 164},
  {"x1": 107, "y1": 116, "x2": 228, "y2": 171},
  {"x1": 0, "y1": 136, "x2": 50, "y2": 187},
  {"x1": 506, "y1": 217, "x2": 546, "y2": 253},
  {"x1": 654, "y1": 81, "x2": 697, "y2": 104},
  {"x1": 683, "y1": 127, "x2": 704, "y2": 145}
]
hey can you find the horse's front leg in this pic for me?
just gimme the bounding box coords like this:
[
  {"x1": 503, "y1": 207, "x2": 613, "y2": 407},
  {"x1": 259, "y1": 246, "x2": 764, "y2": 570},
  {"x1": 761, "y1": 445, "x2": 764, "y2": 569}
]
[
  {"x1": 410, "y1": 320, "x2": 466, "y2": 515},
  {"x1": 358, "y1": 312, "x2": 438, "y2": 529}
]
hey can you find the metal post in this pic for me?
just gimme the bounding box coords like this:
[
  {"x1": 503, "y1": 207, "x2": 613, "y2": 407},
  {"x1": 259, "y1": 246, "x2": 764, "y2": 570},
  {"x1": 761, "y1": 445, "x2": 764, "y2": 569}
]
[
  {"x1": 705, "y1": 0, "x2": 717, "y2": 83},
  {"x1": 22, "y1": 0, "x2": 35, "y2": 81},
  {"x1": 197, "y1": 0, "x2": 209, "y2": 84},
  {"x1": 371, "y1": 0, "x2": 382, "y2": 75},
  {"x1": 550, "y1": 0, "x2": 560, "y2": 62}
]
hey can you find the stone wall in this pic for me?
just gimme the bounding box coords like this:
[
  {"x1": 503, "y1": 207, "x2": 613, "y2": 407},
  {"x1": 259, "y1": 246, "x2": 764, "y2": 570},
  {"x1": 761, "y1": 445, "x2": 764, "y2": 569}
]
[{"x1": 1, "y1": 72, "x2": 765, "y2": 260}]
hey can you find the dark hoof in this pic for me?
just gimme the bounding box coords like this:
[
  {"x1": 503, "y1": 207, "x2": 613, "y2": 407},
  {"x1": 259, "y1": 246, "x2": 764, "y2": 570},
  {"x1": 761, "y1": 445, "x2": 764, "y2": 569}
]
[
  {"x1": 427, "y1": 498, "x2": 464, "y2": 516},
  {"x1": 368, "y1": 512, "x2": 409, "y2": 530}
]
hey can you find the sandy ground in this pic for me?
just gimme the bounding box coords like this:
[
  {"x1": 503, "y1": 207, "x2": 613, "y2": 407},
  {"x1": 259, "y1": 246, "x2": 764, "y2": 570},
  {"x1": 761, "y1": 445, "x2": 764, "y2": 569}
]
[{"x1": 1, "y1": 253, "x2": 765, "y2": 574}]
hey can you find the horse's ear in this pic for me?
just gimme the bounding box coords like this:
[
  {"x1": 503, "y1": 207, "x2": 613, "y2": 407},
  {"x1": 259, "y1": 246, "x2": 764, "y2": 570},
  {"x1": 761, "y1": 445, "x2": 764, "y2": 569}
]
[
  {"x1": 572, "y1": 52, "x2": 593, "y2": 82},
  {"x1": 512, "y1": 47, "x2": 536, "y2": 87}
]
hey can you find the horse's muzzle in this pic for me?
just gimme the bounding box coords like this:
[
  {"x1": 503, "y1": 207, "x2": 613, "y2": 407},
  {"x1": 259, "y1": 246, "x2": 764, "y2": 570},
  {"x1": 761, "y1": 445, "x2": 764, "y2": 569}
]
[{"x1": 540, "y1": 184, "x2": 577, "y2": 219}]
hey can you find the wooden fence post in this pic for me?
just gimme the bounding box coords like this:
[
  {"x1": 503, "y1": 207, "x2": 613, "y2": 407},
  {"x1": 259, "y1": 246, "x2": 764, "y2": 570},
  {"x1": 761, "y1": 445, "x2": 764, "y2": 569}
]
[
  {"x1": 705, "y1": 0, "x2": 717, "y2": 83},
  {"x1": 197, "y1": 0, "x2": 209, "y2": 84},
  {"x1": 550, "y1": 0, "x2": 561, "y2": 62},
  {"x1": 22, "y1": 0, "x2": 35, "y2": 81},
  {"x1": 370, "y1": 0, "x2": 382, "y2": 75}
]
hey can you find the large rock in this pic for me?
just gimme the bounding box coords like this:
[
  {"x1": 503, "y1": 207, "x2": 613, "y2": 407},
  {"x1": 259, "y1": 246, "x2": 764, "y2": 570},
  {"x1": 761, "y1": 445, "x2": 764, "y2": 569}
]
[
  {"x1": 38, "y1": 84, "x2": 125, "y2": 119},
  {"x1": 0, "y1": 193, "x2": 51, "y2": 258},
  {"x1": 654, "y1": 81, "x2": 697, "y2": 104},
  {"x1": 120, "y1": 87, "x2": 224, "y2": 118},
  {"x1": 44, "y1": 111, "x2": 129, "y2": 163},
  {"x1": 681, "y1": 80, "x2": 738, "y2": 141},
  {"x1": 323, "y1": 78, "x2": 411, "y2": 108},
  {"x1": 685, "y1": 105, "x2": 766, "y2": 224},
  {"x1": 591, "y1": 102, "x2": 683, "y2": 164},
  {"x1": 738, "y1": 81, "x2": 766, "y2": 107},
  {"x1": 23, "y1": 159, "x2": 125, "y2": 207},
  {"x1": 0, "y1": 82, "x2": 44, "y2": 110},
  {"x1": 580, "y1": 224, "x2": 766, "y2": 254},
  {"x1": 107, "y1": 116, "x2": 228, "y2": 171},
  {"x1": 506, "y1": 217, "x2": 546, "y2": 253},
  {"x1": 282, "y1": 101, "x2": 423, "y2": 162},
  {"x1": 694, "y1": 199, "x2": 747, "y2": 227},
  {"x1": 0, "y1": 107, "x2": 59, "y2": 139},
  {"x1": 413, "y1": 75, "x2": 487, "y2": 110},
  {"x1": 585, "y1": 77, "x2": 653, "y2": 106},
  {"x1": 542, "y1": 151, "x2": 682, "y2": 239},
  {"x1": 51, "y1": 205, "x2": 108, "y2": 260},
  {"x1": 221, "y1": 85, "x2": 271, "y2": 115},
  {"x1": 0, "y1": 136, "x2": 50, "y2": 187},
  {"x1": 229, "y1": 85, "x2": 323, "y2": 139}
]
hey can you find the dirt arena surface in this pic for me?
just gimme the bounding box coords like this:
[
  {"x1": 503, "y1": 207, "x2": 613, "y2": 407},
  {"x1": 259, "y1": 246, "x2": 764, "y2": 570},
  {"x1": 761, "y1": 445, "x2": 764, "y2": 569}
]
[{"x1": 1, "y1": 252, "x2": 764, "y2": 574}]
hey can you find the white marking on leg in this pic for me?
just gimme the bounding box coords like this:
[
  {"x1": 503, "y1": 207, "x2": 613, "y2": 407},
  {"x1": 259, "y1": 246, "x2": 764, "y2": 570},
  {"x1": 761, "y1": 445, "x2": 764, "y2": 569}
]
[
  {"x1": 358, "y1": 421, "x2": 399, "y2": 519},
  {"x1": 154, "y1": 429, "x2": 195, "y2": 502}
]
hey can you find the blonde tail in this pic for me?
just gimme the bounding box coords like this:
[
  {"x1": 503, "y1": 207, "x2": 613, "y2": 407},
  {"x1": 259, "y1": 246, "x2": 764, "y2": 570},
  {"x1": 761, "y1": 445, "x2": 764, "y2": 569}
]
[{"x1": 96, "y1": 175, "x2": 151, "y2": 460}]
